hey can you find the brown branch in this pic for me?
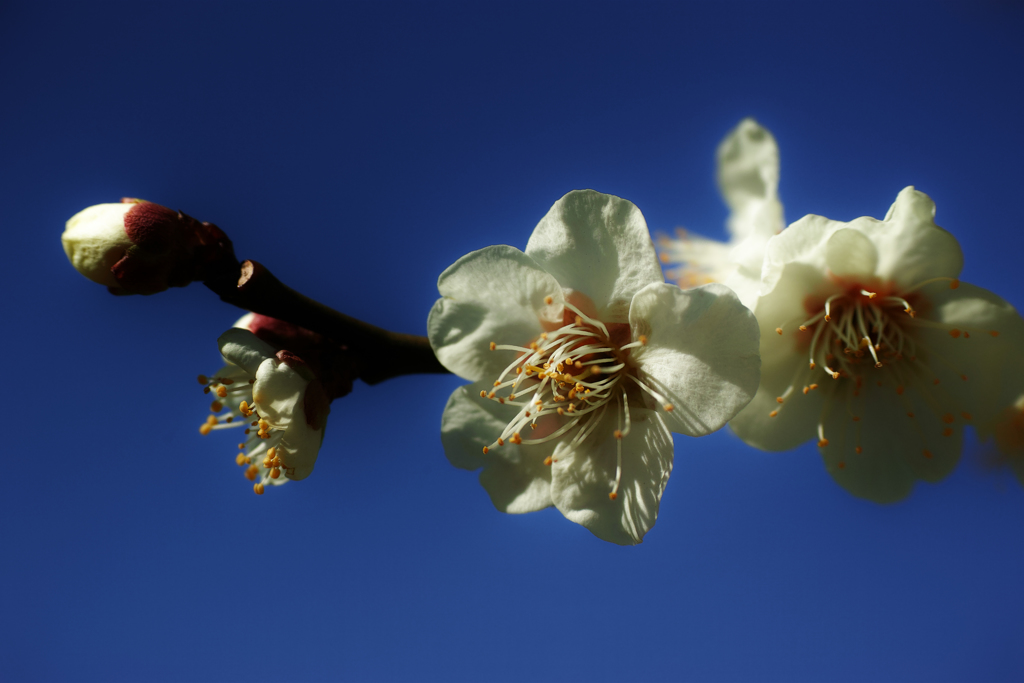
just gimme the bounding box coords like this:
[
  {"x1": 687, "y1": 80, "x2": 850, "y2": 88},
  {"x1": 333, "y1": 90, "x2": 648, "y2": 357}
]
[{"x1": 204, "y1": 259, "x2": 449, "y2": 385}]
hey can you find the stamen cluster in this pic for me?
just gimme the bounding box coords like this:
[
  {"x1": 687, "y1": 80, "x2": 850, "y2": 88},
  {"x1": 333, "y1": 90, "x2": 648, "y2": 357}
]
[{"x1": 482, "y1": 299, "x2": 668, "y2": 500}]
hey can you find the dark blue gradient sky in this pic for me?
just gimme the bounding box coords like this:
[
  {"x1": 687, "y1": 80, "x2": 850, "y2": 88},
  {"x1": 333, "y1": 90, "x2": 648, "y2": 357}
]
[{"x1": 3, "y1": 2, "x2": 1024, "y2": 681}]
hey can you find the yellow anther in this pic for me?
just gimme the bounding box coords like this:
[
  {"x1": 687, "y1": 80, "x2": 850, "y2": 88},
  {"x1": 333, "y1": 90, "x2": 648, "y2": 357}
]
[
  {"x1": 508, "y1": 394, "x2": 516, "y2": 400},
  {"x1": 776, "y1": 397, "x2": 784, "y2": 404},
  {"x1": 769, "y1": 410, "x2": 778, "y2": 418},
  {"x1": 263, "y1": 458, "x2": 273, "y2": 468},
  {"x1": 482, "y1": 446, "x2": 489, "y2": 454},
  {"x1": 543, "y1": 456, "x2": 553, "y2": 466},
  {"x1": 802, "y1": 386, "x2": 810, "y2": 395},
  {"x1": 832, "y1": 372, "x2": 840, "y2": 379},
  {"x1": 638, "y1": 335, "x2": 648, "y2": 345},
  {"x1": 809, "y1": 384, "x2": 818, "y2": 391},
  {"x1": 775, "y1": 327, "x2": 783, "y2": 335},
  {"x1": 480, "y1": 390, "x2": 487, "y2": 398},
  {"x1": 245, "y1": 465, "x2": 259, "y2": 481},
  {"x1": 545, "y1": 295, "x2": 554, "y2": 305},
  {"x1": 487, "y1": 391, "x2": 496, "y2": 399},
  {"x1": 235, "y1": 453, "x2": 247, "y2": 466},
  {"x1": 540, "y1": 333, "x2": 548, "y2": 340},
  {"x1": 493, "y1": 380, "x2": 501, "y2": 387},
  {"x1": 809, "y1": 362, "x2": 816, "y2": 370},
  {"x1": 489, "y1": 342, "x2": 496, "y2": 351},
  {"x1": 254, "y1": 483, "x2": 265, "y2": 495},
  {"x1": 271, "y1": 468, "x2": 281, "y2": 479},
  {"x1": 824, "y1": 314, "x2": 832, "y2": 322},
  {"x1": 557, "y1": 407, "x2": 565, "y2": 415},
  {"x1": 216, "y1": 386, "x2": 228, "y2": 398},
  {"x1": 515, "y1": 367, "x2": 522, "y2": 375},
  {"x1": 237, "y1": 443, "x2": 245, "y2": 450},
  {"x1": 497, "y1": 438, "x2": 504, "y2": 446},
  {"x1": 613, "y1": 430, "x2": 623, "y2": 439},
  {"x1": 905, "y1": 308, "x2": 916, "y2": 317},
  {"x1": 511, "y1": 433, "x2": 522, "y2": 444},
  {"x1": 799, "y1": 325, "x2": 808, "y2": 332},
  {"x1": 197, "y1": 375, "x2": 209, "y2": 385},
  {"x1": 818, "y1": 438, "x2": 829, "y2": 448},
  {"x1": 608, "y1": 492, "x2": 618, "y2": 501},
  {"x1": 664, "y1": 404, "x2": 674, "y2": 412}
]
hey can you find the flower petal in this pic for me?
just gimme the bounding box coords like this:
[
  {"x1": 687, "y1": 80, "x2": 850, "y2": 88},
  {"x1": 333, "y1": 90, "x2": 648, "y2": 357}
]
[
  {"x1": 253, "y1": 357, "x2": 324, "y2": 480},
  {"x1": 819, "y1": 381, "x2": 960, "y2": 503},
  {"x1": 61, "y1": 203, "x2": 134, "y2": 287},
  {"x1": 440, "y1": 382, "x2": 554, "y2": 514},
  {"x1": 826, "y1": 228, "x2": 878, "y2": 279},
  {"x1": 218, "y1": 328, "x2": 278, "y2": 376},
  {"x1": 916, "y1": 281, "x2": 1024, "y2": 423},
  {"x1": 429, "y1": 245, "x2": 563, "y2": 382},
  {"x1": 549, "y1": 407, "x2": 672, "y2": 545},
  {"x1": 629, "y1": 282, "x2": 760, "y2": 437},
  {"x1": 525, "y1": 190, "x2": 662, "y2": 323},
  {"x1": 868, "y1": 187, "x2": 963, "y2": 288},
  {"x1": 717, "y1": 118, "x2": 784, "y2": 242}
]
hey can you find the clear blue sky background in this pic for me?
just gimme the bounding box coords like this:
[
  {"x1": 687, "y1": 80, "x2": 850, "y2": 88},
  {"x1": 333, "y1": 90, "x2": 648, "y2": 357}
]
[{"x1": 3, "y1": 2, "x2": 1023, "y2": 681}]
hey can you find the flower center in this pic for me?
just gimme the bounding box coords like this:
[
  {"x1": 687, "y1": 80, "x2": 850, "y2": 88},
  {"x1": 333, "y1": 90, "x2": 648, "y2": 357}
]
[
  {"x1": 483, "y1": 297, "x2": 670, "y2": 500},
  {"x1": 771, "y1": 276, "x2": 1002, "y2": 466},
  {"x1": 197, "y1": 372, "x2": 293, "y2": 495}
]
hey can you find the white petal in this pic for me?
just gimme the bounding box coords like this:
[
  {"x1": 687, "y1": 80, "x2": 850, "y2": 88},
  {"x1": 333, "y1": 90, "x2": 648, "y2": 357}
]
[
  {"x1": 916, "y1": 281, "x2": 1024, "y2": 424},
  {"x1": 818, "y1": 381, "x2": 959, "y2": 503},
  {"x1": 253, "y1": 358, "x2": 323, "y2": 480},
  {"x1": 440, "y1": 382, "x2": 554, "y2": 514},
  {"x1": 428, "y1": 245, "x2": 563, "y2": 382},
  {"x1": 826, "y1": 228, "x2": 878, "y2": 279},
  {"x1": 629, "y1": 282, "x2": 760, "y2": 437},
  {"x1": 61, "y1": 203, "x2": 133, "y2": 287},
  {"x1": 525, "y1": 190, "x2": 663, "y2": 323},
  {"x1": 549, "y1": 407, "x2": 673, "y2": 545},
  {"x1": 847, "y1": 187, "x2": 963, "y2": 289},
  {"x1": 717, "y1": 118, "x2": 784, "y2": 242},
  {"x1": 218, "y1": 328, "x2": 278, "y2": 377}
]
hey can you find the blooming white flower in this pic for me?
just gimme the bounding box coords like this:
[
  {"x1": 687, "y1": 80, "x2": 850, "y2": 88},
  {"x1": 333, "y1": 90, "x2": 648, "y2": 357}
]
[
  {"x1": 199, "y1": 324, "x2": 330, "y2": 494},
  {"x1": 428, "y1": 189, "x2": 760, "y2": 544},
  {"x1": 658, "y1": 118, "x2": 784, "y2": 310},
  {"x1": 730, "y1": 187, "x2": 1024, "y2": 502}
]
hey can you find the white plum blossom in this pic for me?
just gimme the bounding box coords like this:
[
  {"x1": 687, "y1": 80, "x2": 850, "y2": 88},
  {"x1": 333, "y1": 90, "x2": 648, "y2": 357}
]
[
  {"x1": 658, "y1": 118, "x2": 784, "y2": 310},
  {"x1": 428, "y1": 190, "x2": 760, "y2": 544},
  {"x1": 199, "y1": 325, "x2": 329, "y2": 494},
  {"x1": 730, "y1": 187, "x2": 1024, "y2": 502}
]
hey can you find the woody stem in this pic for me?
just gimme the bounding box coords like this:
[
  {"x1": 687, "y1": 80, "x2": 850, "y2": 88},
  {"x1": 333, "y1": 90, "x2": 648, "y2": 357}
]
[{"x1": 204, "y1": 259, "x2": 449, "y2": 384}]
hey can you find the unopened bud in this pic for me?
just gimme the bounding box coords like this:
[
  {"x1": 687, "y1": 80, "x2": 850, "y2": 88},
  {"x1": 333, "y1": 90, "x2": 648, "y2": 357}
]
[{"x1": 62, "y1": 198, "x2": 235, "y2": 295}]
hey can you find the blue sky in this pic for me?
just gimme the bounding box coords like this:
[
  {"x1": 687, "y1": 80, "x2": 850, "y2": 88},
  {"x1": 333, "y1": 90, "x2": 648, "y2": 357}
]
[{"x1": 3, "y1": 1, "x2": 1024, "y2": 681}]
